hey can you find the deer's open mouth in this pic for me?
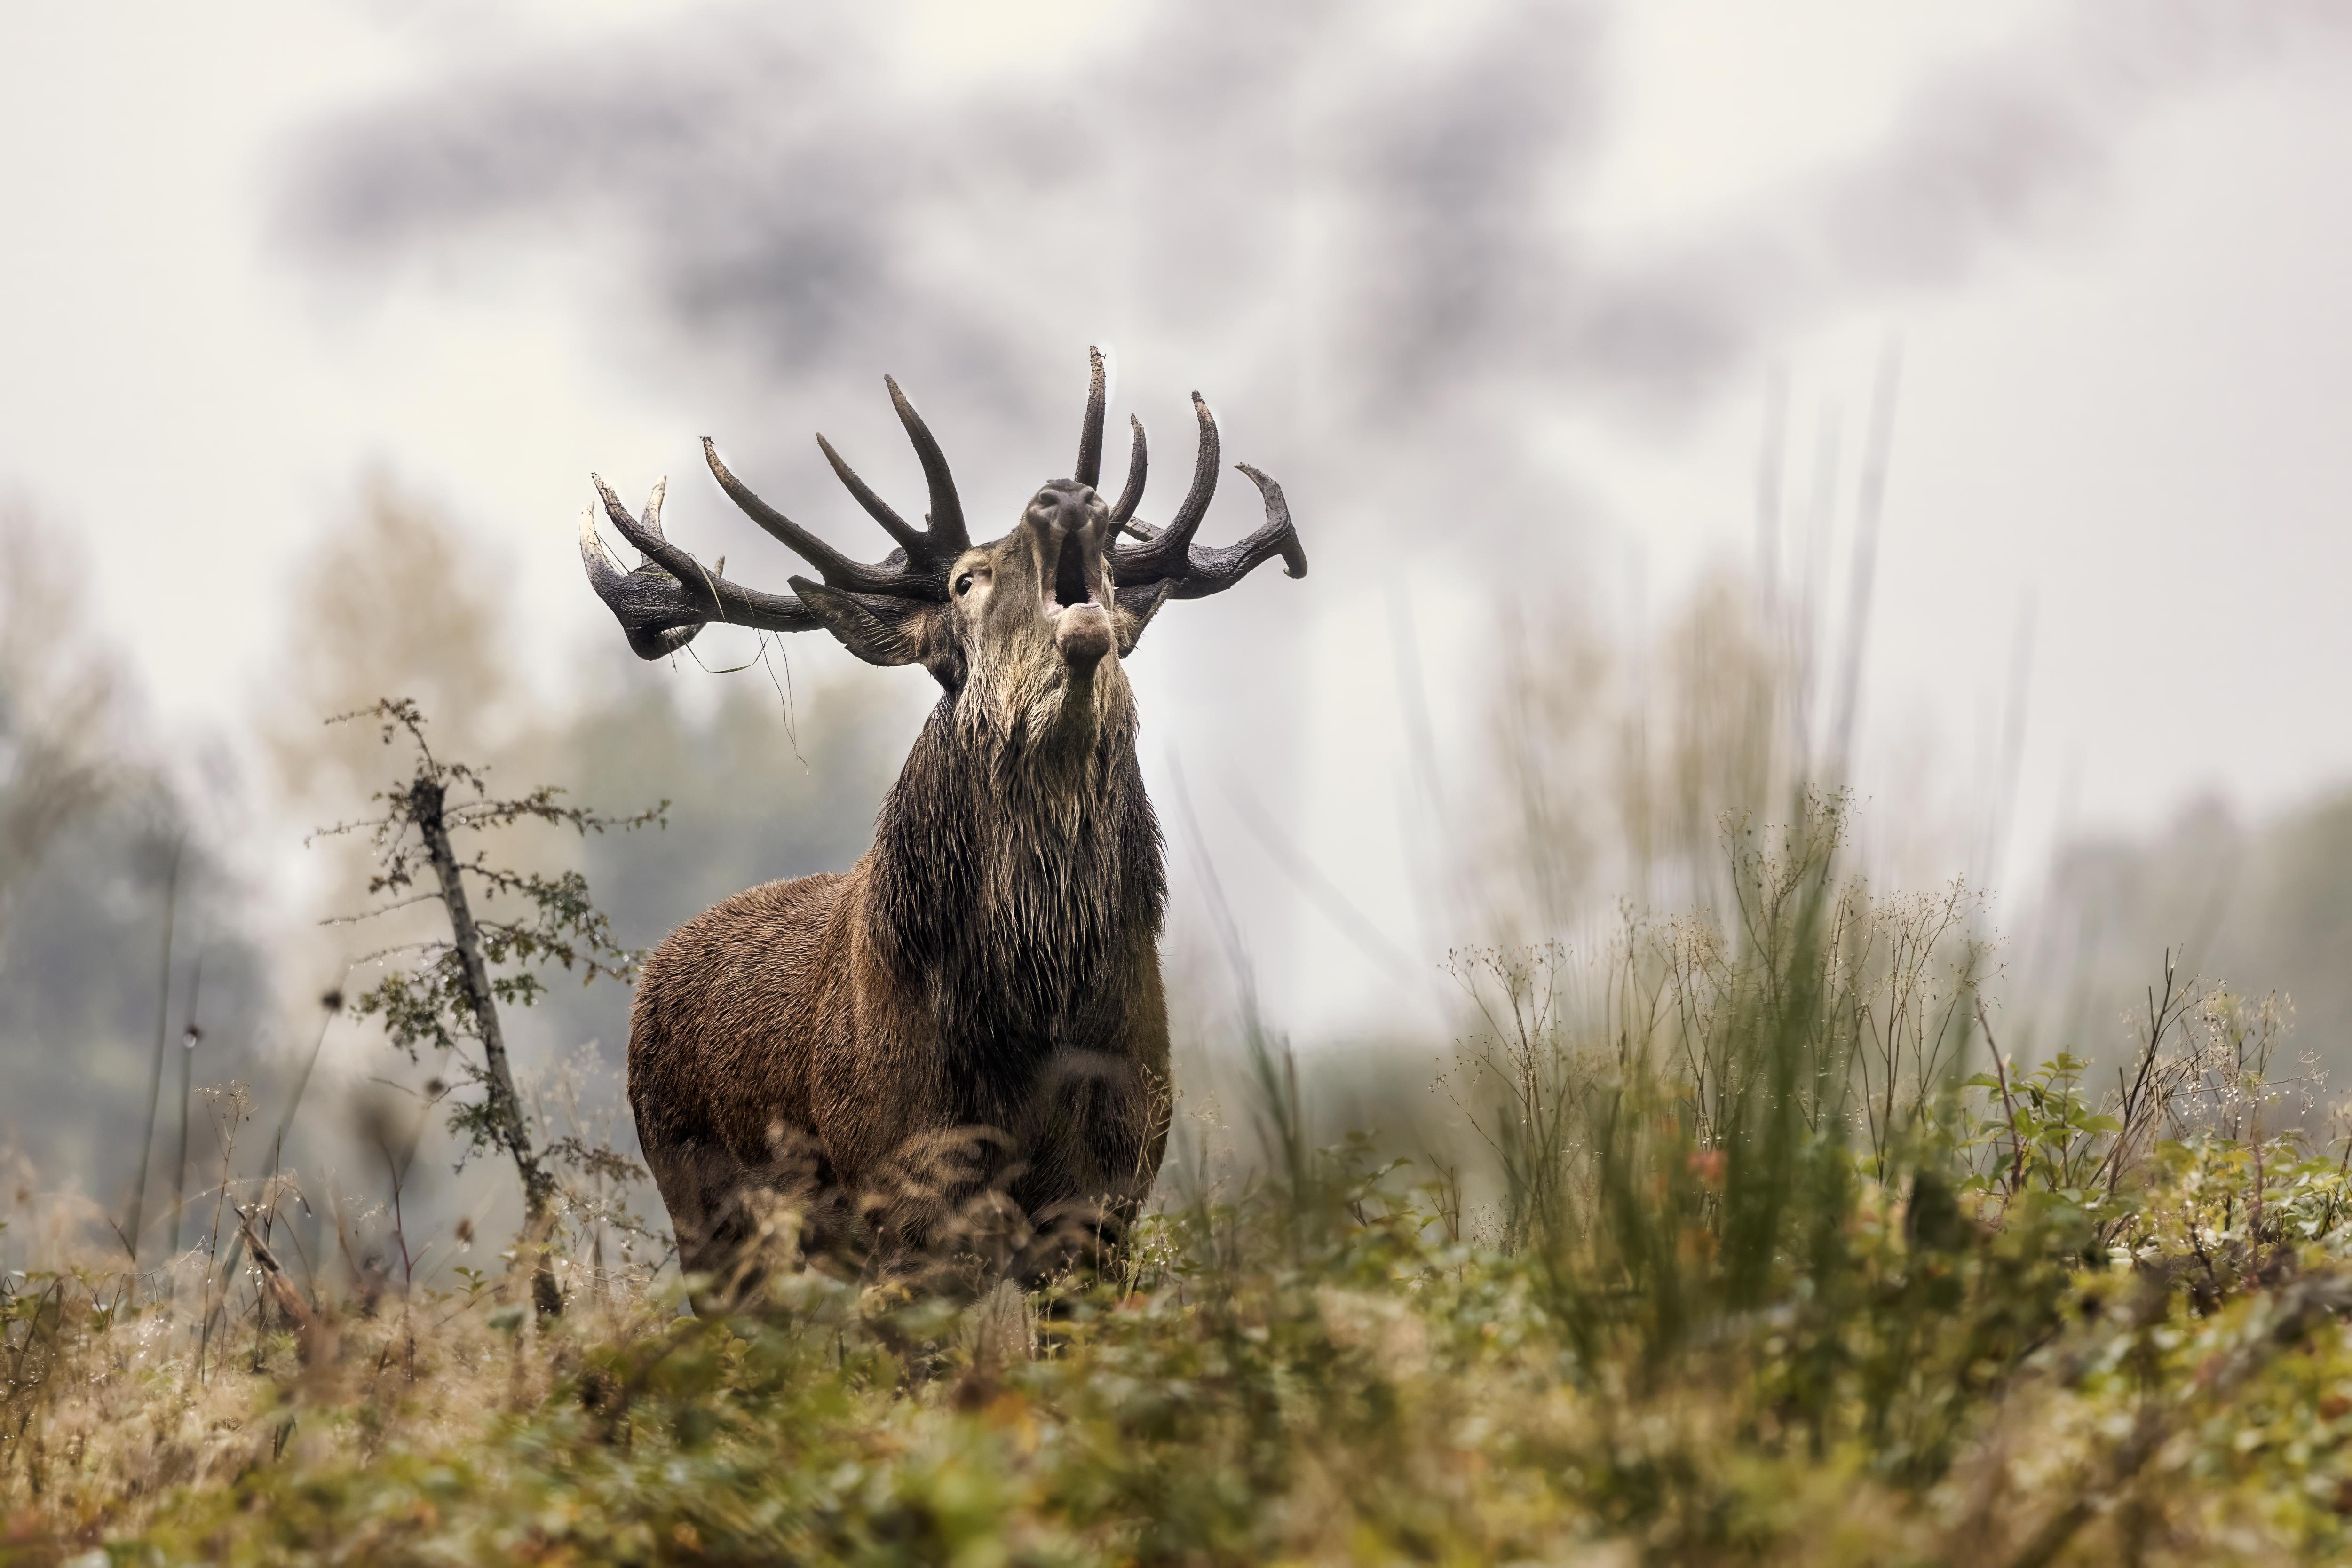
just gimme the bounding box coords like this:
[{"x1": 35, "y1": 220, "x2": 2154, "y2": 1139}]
[{"x1": 1042, "y1": 527, "x2": 1100, "y2": 619}]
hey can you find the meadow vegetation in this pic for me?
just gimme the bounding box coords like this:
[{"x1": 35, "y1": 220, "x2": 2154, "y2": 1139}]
[{"x1": 7, "y1": 787, "x2": 2352, "y2": 1566}]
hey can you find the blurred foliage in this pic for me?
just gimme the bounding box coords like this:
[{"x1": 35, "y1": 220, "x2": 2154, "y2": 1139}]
[
  {"x1": 0, "y1": 799, "x2": 270, "y2": 1252},
  {"x1": 1481, "y1": 565, "x2": 1927, "y2": 953},
  {"x1": 0, "y1": 505, "x2": 269, "y2": 1223},
  {"x1": 265, "y1": 474, "x2": 519, "y2": 808},
  {"x1": 2026, "y1": 790, "x2": 2352, "y2": 1086},
  {"x1": 0, "y1": 506, "x2": 127, "y2": 937},
  {"x1": 560, "y1": 658, "x2": 919, "y2": 950}
]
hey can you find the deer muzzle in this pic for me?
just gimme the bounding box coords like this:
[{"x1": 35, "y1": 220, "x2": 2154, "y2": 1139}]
[{"x1": 1027, "y1": 482, "x2": 1113, "y2": 674}]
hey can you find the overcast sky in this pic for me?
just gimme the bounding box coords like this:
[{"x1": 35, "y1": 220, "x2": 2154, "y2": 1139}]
[{"x1": 3, "y1": 0, "x2": 2348, "y2": 1037}]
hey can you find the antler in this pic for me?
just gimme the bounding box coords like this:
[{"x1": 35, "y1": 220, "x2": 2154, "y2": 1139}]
[
  {"x1": 580, "y1": 378, "x2": 967, "y2": 660},
  {"x1": 1076, "y1": 345, "x2": 1108, "y2": 491},
  {"x1": 1104, "y1": 389, "x2": 1308, "y2": 602},
  {"x1": 579, "y1": 478, "x2": 821, "y2": 659},
  {"x1": 580, "y1": 354, "x2": 1307, "y2": 663}
]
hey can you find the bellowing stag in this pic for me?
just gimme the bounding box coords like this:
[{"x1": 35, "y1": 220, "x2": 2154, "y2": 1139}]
[{"x1": 579, "y1": 351, "x2": 1305, "y2": 1289}]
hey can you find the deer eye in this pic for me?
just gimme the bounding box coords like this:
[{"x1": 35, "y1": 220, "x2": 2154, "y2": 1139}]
[{"x1": 954, "y1": 571, "x2": 975, "y2": 596}]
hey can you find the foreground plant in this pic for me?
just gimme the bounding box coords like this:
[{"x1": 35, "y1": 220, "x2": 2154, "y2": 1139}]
[{"x1": 317, "y1": 697, "x2": 660, "y2": 1314}]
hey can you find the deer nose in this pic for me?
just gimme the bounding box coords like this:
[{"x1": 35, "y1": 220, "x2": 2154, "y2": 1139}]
[
  {"x1": 1029, "y1": 483, "x2": 1097, "y2": 530},
  {"x1": 1025, "y1": 484, "x2": 1110, "y2": 576}
]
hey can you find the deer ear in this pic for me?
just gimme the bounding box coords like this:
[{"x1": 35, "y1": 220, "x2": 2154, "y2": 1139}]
[
  {"x1": 1113, "y1": 580, "x2": 1175, "y2": 657},
  {"x1": 788, "y1": 577, "x2": 945, "y2": 673}
]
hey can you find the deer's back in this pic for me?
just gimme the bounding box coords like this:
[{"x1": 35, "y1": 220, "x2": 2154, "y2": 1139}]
[{"x1": 626, "y1": 870, "x2": 854, "y2": 1174}]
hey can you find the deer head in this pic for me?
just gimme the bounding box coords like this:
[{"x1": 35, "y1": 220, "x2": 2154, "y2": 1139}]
[{"x1": 579, "y1": 349, "x2": 1307, "y2": 743}]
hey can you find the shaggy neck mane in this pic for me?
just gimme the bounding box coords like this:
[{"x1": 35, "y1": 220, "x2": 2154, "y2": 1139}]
[{"x1": 866, "y1": 689, "x2": 1166, "y2": 1069}]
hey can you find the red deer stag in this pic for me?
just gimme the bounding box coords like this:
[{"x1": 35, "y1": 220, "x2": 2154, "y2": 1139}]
[{"x1": 579, "y1": 350, "x2": 1305, "y2": 1290}]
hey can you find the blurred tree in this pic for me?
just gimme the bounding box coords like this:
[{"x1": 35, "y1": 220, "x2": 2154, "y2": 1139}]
[
  {"x1": 2024, "y1": 791, "x2": 2352, "y2": 1085},
  {"x1": 1483, "y1": 566, "x2": 1798, "y2": 942},
  {"x1": 0, "y1": 502, "x2": 130, "y2": 937},
  {"x1": 267, "y1": 473, "x2": 515, "y2": 804},
  {"x1": 0, "y1": 503, "x2": 268, "y2": 1238}
]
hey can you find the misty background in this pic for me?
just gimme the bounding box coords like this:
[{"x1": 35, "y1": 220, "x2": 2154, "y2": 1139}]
[{"x1": 2, "y1": 0, "x2": 2349, "y2": 1269}]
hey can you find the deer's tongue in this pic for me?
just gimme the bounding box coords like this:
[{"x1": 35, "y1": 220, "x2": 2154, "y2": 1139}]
[{"x1": 1055, "y1": 603, "x2": 1112, "y2": 673}]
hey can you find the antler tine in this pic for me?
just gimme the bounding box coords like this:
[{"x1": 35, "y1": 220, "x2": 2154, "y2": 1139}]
[
  {"x1": 581, "y1": 500, "x2": 697, "y2": 659},
  {"x1": 703, "y1": 439, "x2": 931, "y2": 598},
  {"x1": 1151, "y1": 464, "x2": 1308, "y2": 602},
  {"x1": 1165, "y1": 394, "x2": 1220, "y2": 549},
  {"x1": 1100, "y1": 453, "x2": 1306, "y2": 607},
  {"x1": 594, "y1": 473, "x2": 688, "y2": 579},
  {"x1": 605, "y1": 477, "x2": 828, "y2": 630},
  {"x1": 814, "y1": 433, "x2": 932, "y2": 562},
  {"x1": 885, "y1": 375, "x2": 969, "y2": 556},
  {"x1": 1189, "y1": 464, "x2": 1308, "y2": 588},
  {"x1": 585, "y1": 474, "x2": 825, "y2": 659},
  {"x1": 1076, "y1": 344, "x2": 1107, "y2": 490},
  {"x1": 1109, "y1": 393, "x2": 1218, "y2": 580},
  {"x1": 1111, "y1": 414, "x2": 1149, "y2": 537}
]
